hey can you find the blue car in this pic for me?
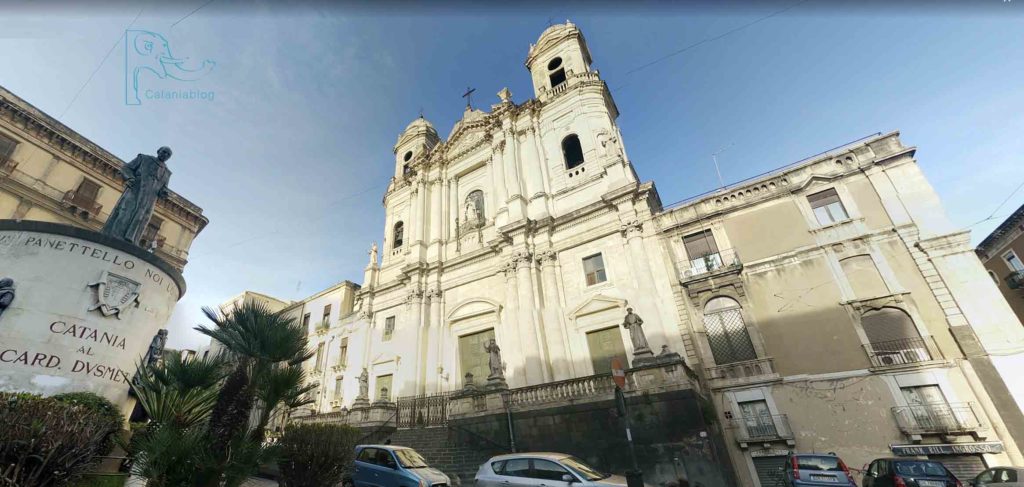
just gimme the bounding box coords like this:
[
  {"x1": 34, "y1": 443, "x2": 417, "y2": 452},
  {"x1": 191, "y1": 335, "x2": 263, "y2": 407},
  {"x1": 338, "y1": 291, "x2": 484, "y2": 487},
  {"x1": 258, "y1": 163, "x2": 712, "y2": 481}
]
[{"x1": 346, "y1": 445, "x2": 450, "y2": 487}]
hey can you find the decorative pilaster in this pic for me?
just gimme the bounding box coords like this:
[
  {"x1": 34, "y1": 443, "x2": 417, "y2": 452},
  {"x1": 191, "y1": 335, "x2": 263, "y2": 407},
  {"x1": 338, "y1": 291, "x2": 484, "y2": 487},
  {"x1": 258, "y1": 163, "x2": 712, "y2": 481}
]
[
  {"x1": 489, "y1": 140, "x2": 509, "y2": 226},
  {"x1": 620, "y1": 218, "x2": 665, "y2": 360},
  {"x1": 523, "y1": 126, "x2": 549, "y2": 218},
  {"x1": 502, "y1": 128, "x2": 525, "y2": 222}
]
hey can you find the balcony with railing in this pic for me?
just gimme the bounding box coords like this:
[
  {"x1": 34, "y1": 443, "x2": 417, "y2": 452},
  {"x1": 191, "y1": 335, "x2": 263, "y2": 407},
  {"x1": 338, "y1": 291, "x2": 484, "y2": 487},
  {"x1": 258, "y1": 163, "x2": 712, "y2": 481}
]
[
  {"x1": 60, "y1": 190, "x2": 102, "y2": 220},
  {"x1": 864, "y1": 336, "x2": 937, "y2": 368},
  {"x1": 892, "y1": 402, "x2": 984, "y2": 436},
  {"x1": 729, "y1": 414, "x2": 794, "y2": 445},
  {"x1": 705, "y1": 357, "x2": 778, "y2": 388},
  {"x1": 1007, "y1": 271, "x2": 1024, "y2": 290},
  {"x1": 506, "y1": 373, "x2": 616, "y2": 408},
  {"x1": 679, "y1": 249, "x2": 742, "y2": 283}
]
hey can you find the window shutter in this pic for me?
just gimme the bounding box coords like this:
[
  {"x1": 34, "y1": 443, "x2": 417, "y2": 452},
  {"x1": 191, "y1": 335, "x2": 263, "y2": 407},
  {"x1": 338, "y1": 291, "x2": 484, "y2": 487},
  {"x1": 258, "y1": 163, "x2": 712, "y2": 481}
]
[
  {"x1": 0, "y1": 134, "x2": 16, "y2": 165},
  {"x1": 683, "y1": 230, "x2": 719, "y2": 258},
  {"x1": 861, "y1": 308, "x2": 918, "y2": 344},
  {"x1": 807, "y1": 188, "x2": 841, "y2": 208}
]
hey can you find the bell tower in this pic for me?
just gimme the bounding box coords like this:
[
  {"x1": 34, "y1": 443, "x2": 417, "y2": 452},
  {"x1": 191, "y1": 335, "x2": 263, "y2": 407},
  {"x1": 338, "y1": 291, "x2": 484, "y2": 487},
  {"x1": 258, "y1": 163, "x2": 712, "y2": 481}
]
[
  {"x1": 525, "y1": 21, "x2": 594, "y2": 98},
  {"x1": 393, "y1": 116, "x2": 439, "y2": 179}
]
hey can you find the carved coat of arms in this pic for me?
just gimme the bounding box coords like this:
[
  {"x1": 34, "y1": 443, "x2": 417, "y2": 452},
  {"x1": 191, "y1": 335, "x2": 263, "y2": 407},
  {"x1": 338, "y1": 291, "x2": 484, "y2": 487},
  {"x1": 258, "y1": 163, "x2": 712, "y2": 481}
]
[{"x1": 87, "y1": 271, "x2": 141, "y2": 319}]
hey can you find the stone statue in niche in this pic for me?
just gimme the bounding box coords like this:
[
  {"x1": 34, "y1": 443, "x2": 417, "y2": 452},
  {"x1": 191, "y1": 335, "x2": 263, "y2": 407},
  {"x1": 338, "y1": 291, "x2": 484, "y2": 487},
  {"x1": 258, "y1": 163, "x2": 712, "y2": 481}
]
[
  {"x1": 622, "y1": 307, "x2": 652, "y2": 357},
  {"x1": 102, "y1": 146, "x2": 172, "y2": 245},
  {"x1": 597, "y1": 130, "x2": 620, "y2": 158},
  {"x1": 0, "y1": 277, "x2": 15, "y2": 320},
  {"x1": 464, "y1": 190, "x2": 484, "y2": 229}
]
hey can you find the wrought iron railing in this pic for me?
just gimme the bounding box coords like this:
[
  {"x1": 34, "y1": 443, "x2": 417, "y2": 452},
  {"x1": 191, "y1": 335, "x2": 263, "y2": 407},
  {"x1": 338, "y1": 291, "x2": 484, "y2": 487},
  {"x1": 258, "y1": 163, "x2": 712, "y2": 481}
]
[
  {"x1": 892, "y1": 402, "x2": 983, "y2": 435},
  {"x1": 506, "y1": 373, "x2": 615, "y2": 407},
  {"x1": 706, "y1": 357, "x2": 776, "y2": 383},
  {"x1": 729, "y1": 414, "x2": 794, "y2": 442},
  {"x1": 396, "y1": 392, "x2": 451, "y2": 428},
  {"x1": 680, "y1": 249, "x2": 742, "y2": 281},
  {"x1": 864, "y1": 336, "x2": 934, "y2": 367},
  {"x1": 60, "y1": 190, "x2": 101, "y2": 219},
  {"x1": 1007, "y1": 271, "x2": 1024, "y2": 290}
]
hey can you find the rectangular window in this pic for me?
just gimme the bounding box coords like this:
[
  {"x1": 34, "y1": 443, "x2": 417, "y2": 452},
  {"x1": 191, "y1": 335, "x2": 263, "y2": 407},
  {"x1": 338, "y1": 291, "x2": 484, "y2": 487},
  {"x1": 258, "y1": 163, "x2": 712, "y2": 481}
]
[
  {"x1": 76, "y1": 178, "x2": 102, "y2": 202},
  {"x1": 376, "y1": 374, "x2": 393, "y2": 401},
  {"x1": 900, "y1": 384, "x2": 957, "y2": 430},
  {"x1": 338, "y1": 337, "x2": 348, "y2": 366},
  {"x1": 738, "y1": 400, "x2": 778, "y2": 439},
  {"x1": 140, "y1": 216, "x2": 163, "y2": 249},
  {"x1": 586, "y1": 327, "x2": 627, "y2": 374},
  {"x1": 302, "y1": 313, "x2": 311, "y2": 329},
  {"x1": 683, "y1": 230, "x2": 722, "y2": 273},
  {"x1": 807, "y1": 188, "x2": 849, "y2": 225},
  {"x1": 334, "y1": 376, "x2": 343, "y2": 399},
  {"x1": 0, "y1": 133, "x2": 17, "y2": 167},
  {"x1": 322, "y1": 304, "x2": 332, "y2": 327},
  {"x1": 583, "y1": 253, "x2": 607, "y2": 286},
  {"x1": 458, "y1": 328, "x2": 495, "y2": 385},
  {"x1": 314, "y1": 342, "x2": 325, "y2": 371},
  {"x1": 1005, "y1": 251, "x2": 1024, "y2": 272},
  {"x1": 383, "y1": 316, "x2": 395, "y2": 341}
]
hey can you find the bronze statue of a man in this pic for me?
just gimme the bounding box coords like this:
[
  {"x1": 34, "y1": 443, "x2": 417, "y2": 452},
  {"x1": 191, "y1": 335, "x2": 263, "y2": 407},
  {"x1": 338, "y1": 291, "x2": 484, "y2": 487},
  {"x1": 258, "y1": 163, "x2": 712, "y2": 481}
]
[
  {"x1": 102, "y1": 146, "x2": 172, "y2": 244},
  {"x1": 143, "y1": 329, "x2": 168, "y2": 367}
]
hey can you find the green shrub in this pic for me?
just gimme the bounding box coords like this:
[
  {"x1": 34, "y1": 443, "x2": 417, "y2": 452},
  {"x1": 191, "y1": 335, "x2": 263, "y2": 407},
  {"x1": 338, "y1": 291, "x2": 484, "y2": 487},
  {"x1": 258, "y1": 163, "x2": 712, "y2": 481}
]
[
  {"x1": 277, "y1": 423, "x2": 361, "y2": 487},
  {"x1": 0, "y1": 392, "x2": 120, "y2": 487},
  {"x1": 53, "y1": 391, "x2": 125, "y2": 454},
  {"x1": 71, "y1": 473, "x2": 128, "y2": 487}
]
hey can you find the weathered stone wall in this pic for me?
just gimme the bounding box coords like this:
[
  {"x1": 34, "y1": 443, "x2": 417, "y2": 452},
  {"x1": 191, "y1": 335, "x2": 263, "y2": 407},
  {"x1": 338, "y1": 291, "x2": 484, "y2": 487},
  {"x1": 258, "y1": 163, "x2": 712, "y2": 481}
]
[{"x1": 451, "y1": 389, "x2": 732, "y2": 487}]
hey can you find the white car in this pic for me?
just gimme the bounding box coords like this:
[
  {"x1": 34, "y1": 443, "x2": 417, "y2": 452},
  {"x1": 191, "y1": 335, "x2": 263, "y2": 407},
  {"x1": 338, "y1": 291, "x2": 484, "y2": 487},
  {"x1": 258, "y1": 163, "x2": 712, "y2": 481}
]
[
  {"x1": 972, "y1": 467, "x2": 1024, "y2": 487},
  {"x1": 475, "y1": 453, "x2": 632, "y2": 487}
]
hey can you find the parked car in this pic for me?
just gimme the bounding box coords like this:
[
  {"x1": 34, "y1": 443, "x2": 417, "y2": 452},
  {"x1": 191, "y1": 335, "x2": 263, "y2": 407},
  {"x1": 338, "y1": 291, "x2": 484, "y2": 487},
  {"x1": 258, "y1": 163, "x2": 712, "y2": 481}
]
[
  {"x1": 346, "y1": 444, "x2": 450, "y2": 487},
  {"x1": 475, "y1": 452, "x2": 633, "y2": 487},
  {"x1": 862, "y1": 458, "x2": 962, "y2": 487},
  {"x1": 782, "y1": 453, "x2": 857, "y2": 487},
  {"x1": 971, "y1": 467, "x2": 1024, "y2": 487}
]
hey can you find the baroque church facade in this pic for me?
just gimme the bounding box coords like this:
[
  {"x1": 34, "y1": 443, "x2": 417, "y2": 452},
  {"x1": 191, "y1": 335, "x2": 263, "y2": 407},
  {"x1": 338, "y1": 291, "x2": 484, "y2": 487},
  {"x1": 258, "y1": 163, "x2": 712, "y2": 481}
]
[{"x1": 225, "y1": 22, "x2": 1024, "y2": 487}]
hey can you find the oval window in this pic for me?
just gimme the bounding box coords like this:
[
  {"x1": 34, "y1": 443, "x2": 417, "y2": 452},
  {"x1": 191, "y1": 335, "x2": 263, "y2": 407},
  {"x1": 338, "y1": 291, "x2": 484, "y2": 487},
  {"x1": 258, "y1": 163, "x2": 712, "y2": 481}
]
[
  {"x1": 403, "y1": 151, "x2": 413, "y2": 162},
  {"x1": 547, "y1": 57, "x2": 563, "y2": 70}
]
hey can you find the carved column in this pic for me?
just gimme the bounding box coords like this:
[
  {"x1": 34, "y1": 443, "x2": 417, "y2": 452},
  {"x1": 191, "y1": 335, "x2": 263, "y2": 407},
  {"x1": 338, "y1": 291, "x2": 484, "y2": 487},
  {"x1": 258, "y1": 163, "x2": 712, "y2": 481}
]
[
  {"x1": 405, "y1": 289, "x2": 425, "y2": 396},
  {"x1": 429, "y1": 178, "x2": 442, "y2": 246},
  {"x1": 424, "y1": 288, "x2": 443, "y2": 394},
  {"x1": 447, "y1": 177, "x2": 458, "y2": 240},
  {"x1": 501, "y1": 260, "x2": 525, "y2": 386},
  {"x1": 414, "y1": 178, "x2": 427, "y2": 245},
  {"x1": 503, "y1": 129, "x2": 525, "y2": 222},
  {"x1": 512, "y1": 251, "x2": 547, "y2": 383},
  {"x1": 523, "y1": 126, "x2": 549, "y2": 219},
  {"x1": 490, "y1": 140, "x2": 509, "y2": 226},
  {"x1": 537, "y1": 250, "x2": 571, "y2": 380}
]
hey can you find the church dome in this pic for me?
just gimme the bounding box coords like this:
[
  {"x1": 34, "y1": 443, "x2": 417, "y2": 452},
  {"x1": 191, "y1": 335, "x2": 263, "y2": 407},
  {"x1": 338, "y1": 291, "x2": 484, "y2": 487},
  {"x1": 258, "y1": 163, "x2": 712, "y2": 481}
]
[
  {"x1": 403, "y1": 116, "x2": 436, "y2": 134},
  {"x1": 395, "y1": 116, "x2": 441, "y2": 151},
  {"x1": 526, "y1": 21, "x2": 591, "y2": 69}
]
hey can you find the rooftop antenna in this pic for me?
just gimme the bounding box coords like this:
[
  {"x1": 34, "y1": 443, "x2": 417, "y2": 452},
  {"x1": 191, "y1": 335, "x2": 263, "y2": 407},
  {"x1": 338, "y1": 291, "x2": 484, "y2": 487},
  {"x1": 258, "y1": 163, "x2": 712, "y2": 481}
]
[{"x1": 711, "y1": 143, "x2": 734, "y2": 189}]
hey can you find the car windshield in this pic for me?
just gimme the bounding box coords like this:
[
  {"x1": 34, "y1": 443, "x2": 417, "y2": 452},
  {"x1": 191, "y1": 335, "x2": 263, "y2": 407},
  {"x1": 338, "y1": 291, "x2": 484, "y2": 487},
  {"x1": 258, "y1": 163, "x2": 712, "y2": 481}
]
[
  {"x1": 894, "y1": 461, "x2": 949, "y2": 477},
  {"x1": 394, "y1": 449, "x2": 429, "y2": 468},
  {"x1": 796, "y1": 456, "x2": 843, "y2": 472},
  {"x1": 561, "y1": 456, "x2": 608, "y2": 481}
]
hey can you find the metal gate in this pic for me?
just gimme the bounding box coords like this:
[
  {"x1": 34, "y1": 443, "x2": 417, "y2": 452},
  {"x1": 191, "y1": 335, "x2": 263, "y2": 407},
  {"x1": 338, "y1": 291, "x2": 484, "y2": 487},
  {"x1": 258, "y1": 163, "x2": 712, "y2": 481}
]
[
  {"x1": 753, "y1": 456, "x2": 788, "y2": 487},
  {"x1": 931, "y1": 454, "x2": 986, "y2": 483},
  {"x1": 396, "y1": 392, "x2": 451, "y2": 428}
]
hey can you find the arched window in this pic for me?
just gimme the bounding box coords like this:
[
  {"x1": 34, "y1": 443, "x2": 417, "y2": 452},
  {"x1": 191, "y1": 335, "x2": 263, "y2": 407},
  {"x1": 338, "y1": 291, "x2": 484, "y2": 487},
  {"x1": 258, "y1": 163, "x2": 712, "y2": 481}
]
[
  {"x1": 464, "y1": 190, "x2": 485, "y2": 228},
  {"x1": 860, "y1": 308, "x2": 929, "y2": 366},
  {"x1": 702, "y1": 296, "x2": 757, "y2": 365},
  {"x1": 548, "y1": 57, "x2": 566, "y2": 88},
  {"x1": 393, "y1": 222, "x2": 404, "y2": 248},
  {"x1": 561, "y1": 134, "x2": 584, "y2": 170}
]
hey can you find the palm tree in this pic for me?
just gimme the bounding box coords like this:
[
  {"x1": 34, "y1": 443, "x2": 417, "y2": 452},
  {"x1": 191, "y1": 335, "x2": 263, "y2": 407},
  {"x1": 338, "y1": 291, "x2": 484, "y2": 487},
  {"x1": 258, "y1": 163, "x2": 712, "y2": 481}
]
[
  {"x1": 195, "y1": 301, "x2": 314, "y2": 476},
  {"x1": 252, "y1": 365, "x2": 316, "y2": 442}
]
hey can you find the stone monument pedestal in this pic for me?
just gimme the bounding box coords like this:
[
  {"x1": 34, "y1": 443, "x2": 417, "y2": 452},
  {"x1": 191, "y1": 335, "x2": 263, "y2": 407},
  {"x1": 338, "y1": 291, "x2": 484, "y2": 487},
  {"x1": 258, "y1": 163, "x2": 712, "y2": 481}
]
[
  {"x1": 486, "y1": 375, "x2": 508, "y2": 390},
  {"x1": 0, "y1": 220, "x2": 185, "y2": 416}
]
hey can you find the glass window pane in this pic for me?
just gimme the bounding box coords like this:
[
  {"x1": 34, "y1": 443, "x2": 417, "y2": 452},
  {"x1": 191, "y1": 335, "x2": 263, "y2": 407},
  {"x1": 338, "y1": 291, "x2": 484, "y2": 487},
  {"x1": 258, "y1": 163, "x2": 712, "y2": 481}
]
[
  {"x1": 826, "y1": 202, "x2": 849, "y2": 221},
  {"x1": 532, "y1": 460, "x2": 569, "y2": 481},
  {"x1": 813, "y1": 206, "x2": 833, "y2": 224},
  {"x1": 503, "y1": 459, "x2": 530, "y2": 477}
]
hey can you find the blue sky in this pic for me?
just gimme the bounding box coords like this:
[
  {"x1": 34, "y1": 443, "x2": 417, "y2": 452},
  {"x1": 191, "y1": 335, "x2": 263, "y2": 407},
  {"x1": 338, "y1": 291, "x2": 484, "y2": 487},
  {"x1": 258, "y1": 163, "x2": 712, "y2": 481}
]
[{"x1": 2, "y1": 1, "x2": 1022, "y2": 350}]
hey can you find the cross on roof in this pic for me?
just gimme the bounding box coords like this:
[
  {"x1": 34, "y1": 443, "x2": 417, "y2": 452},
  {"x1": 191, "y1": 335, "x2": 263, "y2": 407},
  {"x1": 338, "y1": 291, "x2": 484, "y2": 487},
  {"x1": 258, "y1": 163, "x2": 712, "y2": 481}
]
[{"x1": 462, "y1": 86, "x2": 476, "y2": 109}]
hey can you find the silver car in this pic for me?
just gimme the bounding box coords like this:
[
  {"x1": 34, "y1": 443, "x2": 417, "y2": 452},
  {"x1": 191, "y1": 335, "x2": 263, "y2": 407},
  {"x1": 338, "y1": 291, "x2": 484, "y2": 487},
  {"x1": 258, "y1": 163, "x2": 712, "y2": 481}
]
[{"x1": 475, "y1": 453, "x2": 629, "y2": 487}]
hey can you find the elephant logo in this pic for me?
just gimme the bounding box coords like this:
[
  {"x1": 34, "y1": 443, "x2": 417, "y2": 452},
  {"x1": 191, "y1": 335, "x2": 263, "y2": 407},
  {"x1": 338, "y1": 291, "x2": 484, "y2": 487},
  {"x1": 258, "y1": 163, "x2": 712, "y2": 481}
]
[{"x1": 124, "y1": 30, "x2": 215, "y2": 105}]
